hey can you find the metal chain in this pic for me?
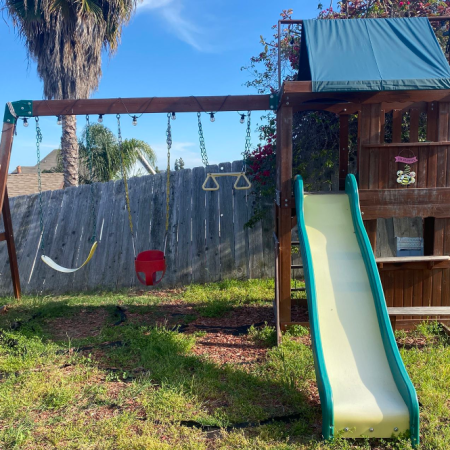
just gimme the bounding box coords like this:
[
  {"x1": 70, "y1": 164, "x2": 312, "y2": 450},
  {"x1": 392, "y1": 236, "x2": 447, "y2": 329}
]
[
  {"x1": 165, "y1": 113, "x2": 172, "y2": 233},
  {"x1": 243, "y1": 111, "x2": 252, "y2": 172},
  {"x1": 35, "y1": 117, "x2": 45, "y2": 251},
  {"x1": 85, "y1": 115, "x2": 97, "y2": 243},
  {"x1": 197, "y1": 112, "x2": 209, "y2": 166},
  {"x1": 117, "y1": 114, "x2": 136, "y2": 256}
]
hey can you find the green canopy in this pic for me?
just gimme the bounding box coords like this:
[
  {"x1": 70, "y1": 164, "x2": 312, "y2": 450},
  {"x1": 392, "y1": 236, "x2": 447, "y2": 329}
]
[{"x1": 297, "y1": 18, "x2": 450, "y2": 92}]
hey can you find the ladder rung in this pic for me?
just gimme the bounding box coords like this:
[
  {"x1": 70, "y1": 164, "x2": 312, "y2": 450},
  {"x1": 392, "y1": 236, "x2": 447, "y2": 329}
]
[
  {"x1": 291, "y1": 265, "x2": 303, "y2": 269},
  {"x1": 0, "y1": 232, "x2": 5, "y2": 242},
  {"x1": 291, "y1": 287, "x2": 306, "y2": 292},
  {"x1": 291, "y1": 241, "x2": 300, "y2": 245}
]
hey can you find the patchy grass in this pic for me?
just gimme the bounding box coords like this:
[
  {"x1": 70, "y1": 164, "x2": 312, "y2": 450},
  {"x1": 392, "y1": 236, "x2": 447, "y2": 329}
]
[{"x1": 0, "y1": 280, "x2": 447, "y2": 449}]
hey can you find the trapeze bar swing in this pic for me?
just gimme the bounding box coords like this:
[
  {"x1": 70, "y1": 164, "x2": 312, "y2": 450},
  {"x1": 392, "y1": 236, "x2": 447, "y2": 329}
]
[
  {"x1": 36, "y1": 115, "x2": 98, "y2": 273},
  {"x1": 198, "y1": 110, "x2": 252, "y2": 192},
  {"x1": 202, "y1": 172, "x2": 252, "y2": 191}
]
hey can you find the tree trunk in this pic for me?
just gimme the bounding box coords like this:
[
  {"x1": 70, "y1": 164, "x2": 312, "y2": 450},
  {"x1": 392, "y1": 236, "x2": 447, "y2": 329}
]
[{"x1": 61, "y1": 115, "x2": 79, "y2": 188}]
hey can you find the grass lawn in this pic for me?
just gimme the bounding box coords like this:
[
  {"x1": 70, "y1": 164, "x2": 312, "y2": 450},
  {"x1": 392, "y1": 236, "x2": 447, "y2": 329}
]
[{"x1": 0, "y1": 279, "x2": 448, "y2": 449}]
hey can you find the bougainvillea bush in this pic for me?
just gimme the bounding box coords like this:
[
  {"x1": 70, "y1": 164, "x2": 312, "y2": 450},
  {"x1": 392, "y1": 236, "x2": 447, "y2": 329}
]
[{"x1": 243, "y1": 2, "x2": 449, "y2": 227}]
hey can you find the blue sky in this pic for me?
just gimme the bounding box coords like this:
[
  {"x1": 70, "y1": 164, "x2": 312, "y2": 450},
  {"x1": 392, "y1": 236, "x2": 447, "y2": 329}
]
[{"x1": 0, "y1": 0, "x2": 321, "y2": 172}]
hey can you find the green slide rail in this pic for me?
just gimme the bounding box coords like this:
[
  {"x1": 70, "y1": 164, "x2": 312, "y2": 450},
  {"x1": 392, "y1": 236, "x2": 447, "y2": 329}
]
[
  {"x1": 293, "y1": 174, "x2": 420, "y2": 446},
  {"x1": 294, "y1": 174, "x2": 334, "y2": 440}
]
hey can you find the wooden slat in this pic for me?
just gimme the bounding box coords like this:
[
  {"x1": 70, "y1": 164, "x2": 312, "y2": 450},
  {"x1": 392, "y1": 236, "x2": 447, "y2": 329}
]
[
  {"x1": 191, "y1": 167, "x2": 207, "y2": 284},
  {"x1": 176, "y1": 168, "x2": 193, "y2": 285},
  {"x1": 403, "y1": 270, "x2": 414, "y2": 320},
  {"x1": 359, "y1": 188, "x2": 450, "y2": 219},
  {"x1": 376, "y1": 256, "x2": 450, "y2": 263},
  {"x1": 362, "y1": 141, "x2": 450, "y2": 148},
  {"x1": 339, "y1": 114, "x2": 349, "y2": 190},
  {"x1": 163, "y1": 170, "x2": 179, "y2": 287},
  {"x1": 232, "y1": 160, "x2": 249, "y2": 279},
  {"x1": 359, "y1": 104, "x2": 372, "y2": 190},
  {"x1": 87, "y1": 180, "x2": 116, "y2": 290},
  {"x1": 409, "y1": 108, "x2": 420, "y2": 143},
  {"x1": 388, "y1": 307, "x2": 450, "y2": 315},
  {"x1": 205, "y1": 165, "x2": 220, "y2": 283},
  {"x1": 394, "y1": 270, "x2": 404, "y2": 320}
]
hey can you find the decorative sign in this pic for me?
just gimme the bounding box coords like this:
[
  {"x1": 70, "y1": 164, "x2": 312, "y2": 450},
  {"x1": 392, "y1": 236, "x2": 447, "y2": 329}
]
[
  {"x1": 397, "y1": 164, "x2": 416, "y2": 186},
  {"x1": 395, "y1": 155, "x2": 418, "y2": 164}
]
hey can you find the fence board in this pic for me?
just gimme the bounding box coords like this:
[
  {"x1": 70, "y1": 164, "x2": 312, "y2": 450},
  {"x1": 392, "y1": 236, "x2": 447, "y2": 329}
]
[
  {"x1": 205, "y1": 164, "x2": 220, "y2": 283},
  {"x1": 164, "y1": 171, "x2": 180, "y2": 287},
  {"x1": 232, "y1": 160, "x2": 249, "y2": 279},
  {"x1": 0, "y1": 162, "x2": 287, "y2": 295},
  {"x1": 88, "y1": 180, "x2": 116, "y2": 290},
  {"x1": 218, "y1": 162, "x2": 234, "y2": 280},
  {"x1": 176, "y1": 168, "x2": 192, "y2": 285},
  {"x1": 191, "y1": 166, "x2": 207, "y2": 284}
]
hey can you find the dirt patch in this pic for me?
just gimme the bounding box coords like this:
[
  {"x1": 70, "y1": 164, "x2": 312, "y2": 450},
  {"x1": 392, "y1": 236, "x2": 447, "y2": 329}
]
[
  {"x1": 46, "y1": 308, "x2": 109, "y2": 341},
  {"x1": 192, "y1": 333, "x2": 267, "y2": 366}
]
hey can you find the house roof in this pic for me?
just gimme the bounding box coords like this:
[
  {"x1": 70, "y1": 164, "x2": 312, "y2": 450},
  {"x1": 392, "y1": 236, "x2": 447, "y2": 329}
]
[
  {"x1": 11, "y1": 149, "x2": 60, "y2": 174},
  {"x1": 297, "y1": 17, "x2": 450, "y2": 92},
  {"x1": 7, "y1": 173, "x2": 64, "y2": 198}
]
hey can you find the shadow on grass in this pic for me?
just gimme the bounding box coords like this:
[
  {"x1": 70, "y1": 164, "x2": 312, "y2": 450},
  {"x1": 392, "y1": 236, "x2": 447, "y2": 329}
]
[{"x1": 0, "y1": 299, "x2": 319, "y2": 432}]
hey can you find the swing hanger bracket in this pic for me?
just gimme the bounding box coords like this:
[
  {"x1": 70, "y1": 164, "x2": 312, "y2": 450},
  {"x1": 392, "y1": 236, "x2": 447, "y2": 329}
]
[{"x1": 3, "y1": 101, "x2": 33, "y2": 124}]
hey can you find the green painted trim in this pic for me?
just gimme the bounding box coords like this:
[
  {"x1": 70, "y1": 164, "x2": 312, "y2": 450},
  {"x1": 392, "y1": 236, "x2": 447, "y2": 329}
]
[
  {"x1": 3, "y1": 100, "x2": 33, "y2": 124},
  {"x1": 345, "y1": 174, "x2": 420, "y2": 447},
  {"x1": 294, "y1": 175, "x2": 334, "y2": 440},
  {"x1": 269, "y1": 92, "x2": 280, "y2": 111}
]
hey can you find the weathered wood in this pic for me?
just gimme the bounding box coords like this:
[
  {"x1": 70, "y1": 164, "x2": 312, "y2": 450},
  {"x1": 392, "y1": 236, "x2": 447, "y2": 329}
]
[
  {"x1": 32, "y1": 95, "x2": 271, "y2": 116},
  {"x1": 359, "y1": 188, "x2": 450, "y2": 219},
  {"x1": 191, "y1": 167, "x2": 207, "y2": 284},
  {"x1": 205, "y1": 165, "x2": 220, "y2": 283},
  {"x1": 277, "y1": 106, "x2": 293, "y2": 324},
  {"x1": 164, "y1": 171, "x2": 180, "y2": 287},
  {"x1": 232, "y1": 160, "x2": 249, "y2": 279},
  {"x1": 339, "y1": 114, "x2": 349, "y2": 190},
  {"x1": 388, "y1": 306, "x2": 450, "y2": 315},
  {"x1": 2, "y1": 189, "x2": 20, "y2": 298},
  {"x1": 409, "y1": 108, "x2": 419, "y2": 143},
  {"x1": 176, "y1": 168, "x2": 192, "y2": 286},
  {"x1": 363, "y1": 141, "x2": 450, "y2": 148},
  {"x1": 218, "y1": 163, "x2": 234, "y2": 280}
]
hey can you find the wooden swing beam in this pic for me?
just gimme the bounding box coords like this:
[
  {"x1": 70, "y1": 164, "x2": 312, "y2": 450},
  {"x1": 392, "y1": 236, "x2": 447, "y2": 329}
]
[{"x1": 0, "y1": 94, "x2": 273, "y2": 299}]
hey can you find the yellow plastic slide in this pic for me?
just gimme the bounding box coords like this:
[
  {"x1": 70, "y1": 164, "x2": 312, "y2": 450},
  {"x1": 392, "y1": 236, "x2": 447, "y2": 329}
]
[{"x1": 294, "y1": 174, "x2": 419, "y2": 445}]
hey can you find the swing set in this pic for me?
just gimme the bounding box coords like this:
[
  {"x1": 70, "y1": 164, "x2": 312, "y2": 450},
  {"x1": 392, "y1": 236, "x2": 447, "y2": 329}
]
[{"x1": 0, "y1": 96, "x2": 263, "y2": 297}]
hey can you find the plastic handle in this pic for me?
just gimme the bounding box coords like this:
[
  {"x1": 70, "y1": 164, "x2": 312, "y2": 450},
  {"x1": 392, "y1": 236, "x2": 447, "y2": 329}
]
[
  {"x1": 202, "y1": 174, "x2": 220, "y2": 191},
  {"x1": 233, "y1": 173, "x2": 252, "y2": 190}
]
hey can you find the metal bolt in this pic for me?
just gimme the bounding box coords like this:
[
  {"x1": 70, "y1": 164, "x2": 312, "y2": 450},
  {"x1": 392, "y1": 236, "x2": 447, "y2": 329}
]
[
  {"x1": 286, "y1": 96, "x2": 290, "y2": 100},
  {"x1": 369, "y1": 428, "x2": 374, "y2": 432},
  {"x1": 21, "y1": 107, "x2": 24, "y2": 110},
  {"x1": 286, "y1": 102, "x2": 290, "y2": 105},
  {"x1": 270, "y1": 106, "x2": 274, "y2": 109},
  {"x1": 394, "y1": 427, "x2": 399, "y2": 432},
  {"x1": 344, "y1": 427, "x2": 349, "y2": 432},
  {"x1": 270, "y1": 95, "x2": 274, "y2": 98},
  {"x1": 7, "y1": 119, "x2": 10, "y2": 122}
]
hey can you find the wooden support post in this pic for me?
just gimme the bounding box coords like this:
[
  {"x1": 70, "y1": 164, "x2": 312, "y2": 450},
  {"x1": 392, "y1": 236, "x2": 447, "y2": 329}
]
[
  {"x1": 359, "y1": 104, "x2": 382, "y2": 253},
  {"x1": 0, "y1": 122, "x2": 21, "y2": 299},
  {"x1": 2, "y1": 188, "x2": 20, "y2": 299},
  {"x1": 339, "y1": 114, "x2": 349, "y2": 190},
  {"x1": 276, "y1": 106, "x2": 293, "y2": 325}
]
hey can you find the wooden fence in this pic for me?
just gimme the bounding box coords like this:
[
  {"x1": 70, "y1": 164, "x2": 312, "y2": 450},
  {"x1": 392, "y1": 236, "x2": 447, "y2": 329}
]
[{"x1": 0, "y1": 161, "x2": 276, "y2": 295}]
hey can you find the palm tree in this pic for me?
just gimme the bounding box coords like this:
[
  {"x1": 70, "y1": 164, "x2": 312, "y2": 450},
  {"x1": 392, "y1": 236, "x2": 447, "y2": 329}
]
[
  {"x1": 3, "y1": 0, "x2": 137, "y2": 187},
  {"x1": 78, "y1": 123, "x2": 157, "y2": 183}
]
